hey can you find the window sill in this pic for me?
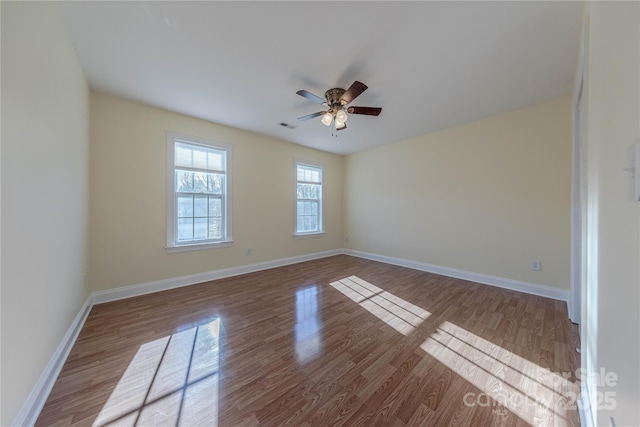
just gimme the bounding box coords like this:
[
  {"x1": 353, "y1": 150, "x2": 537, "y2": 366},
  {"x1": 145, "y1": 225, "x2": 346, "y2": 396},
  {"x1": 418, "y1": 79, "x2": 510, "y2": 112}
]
[
  {"x1": 293, "y1": 232, "x2": 325, "y2": 239},
  {"x1": 166, "y1": 240, "x2": 233, "y2": 253}
]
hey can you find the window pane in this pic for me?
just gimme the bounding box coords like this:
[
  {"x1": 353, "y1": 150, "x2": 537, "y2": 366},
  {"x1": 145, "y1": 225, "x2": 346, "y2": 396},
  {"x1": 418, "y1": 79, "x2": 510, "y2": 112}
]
[
  {"x1": 178, "y1": 218, "x2": 193, "y2": 241},
  {"x1": 207, "y1": 152, "x2": 224, "y2": 171},
  {"x1": 192, "y1": 147, "x2": 208, "y2": 170},
  {"x1": 171, "y1": 137, "x2": 229, "y2": 246},
  {"x1": 297, "y1": 165, "x2": 321, "y2": 183},
  {"x1": 298, "y1": 183, "x2": 314, "y2": 199},
  {"x1": 209, "y1": 198, "x2": 222, "y2": 217},
  {"x1": 177, "y1": 171, "x2": 223, "y2": 195},
  {"x1": 296, "y1": 162, "x2": 322, "y2": 234},
  {"x1": 194, "y1": 195, "x2": 208, "y2": 217},
  {"x1": 296, "y1": 183, "x2": 320, "y2": 201},
  {"x1": 177, "y1": 196, "x2": 193, "y2": 217},
  {"x1": 208, "y1": 174, "x2": 224, "y2": 195},
  {"x1": 194, "y1": 218, "x2": 208, "y2": 240},
  {"x1": 176, "y1": 171, "x2": 194, "y2": 192},
  {"x1": 209, "y1": 218, "x2": 222, "y2": 239},
  {"x1": 175, "y1": 144, "x2": 193, "y2": 168},
  {"x1": 176, "y1": 141, "x2": 226, "y2": 172},
  {"x1": 193, "y1": 172, "x2": 209, "y2": 193}
]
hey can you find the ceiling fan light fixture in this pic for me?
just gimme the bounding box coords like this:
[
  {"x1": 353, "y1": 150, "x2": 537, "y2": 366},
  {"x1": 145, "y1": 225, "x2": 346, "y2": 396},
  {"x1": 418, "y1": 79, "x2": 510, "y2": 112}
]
[
  {"x1": 295, "y1": 81, "x2": 382, "y2": 133},
  {"x1": 335, "y1": 109, "x2": 348, "y2": 123},
  {"x1": 321, "y1": 112, "x2": 333, "y2": 126}
]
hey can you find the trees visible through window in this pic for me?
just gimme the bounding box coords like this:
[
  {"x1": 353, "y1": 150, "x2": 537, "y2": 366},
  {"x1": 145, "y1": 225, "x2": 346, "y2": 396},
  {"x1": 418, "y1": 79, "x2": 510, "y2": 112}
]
[
  {"x1": 167, "y1": 133, "x2": 232, "y2": 252},
  {"x1": 296, "y1": 162, "x2": 323, "y2": 235}
]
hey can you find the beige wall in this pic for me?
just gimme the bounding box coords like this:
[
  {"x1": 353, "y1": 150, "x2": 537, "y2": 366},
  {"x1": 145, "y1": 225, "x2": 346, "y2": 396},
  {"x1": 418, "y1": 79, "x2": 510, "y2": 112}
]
[
  {"x1": 89, "y1": 92, "x2": 343, "y2": 292},
  {"x1": 583, "y1": 2, "x2": 640, "y2": 426},
  {"x1": 8, "y1": 3, "x2": 639, "y2": 425},
  {"x1": 0, "y1": 2, "x2": 90, "y2": 425},
  {"x1": 345, "y1": 96, "x2": 572, "y2": 289}
]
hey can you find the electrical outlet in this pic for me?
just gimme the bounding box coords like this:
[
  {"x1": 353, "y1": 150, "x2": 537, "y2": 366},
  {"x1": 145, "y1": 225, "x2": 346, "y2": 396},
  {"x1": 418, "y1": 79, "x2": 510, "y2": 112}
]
[
  {"x1": 530, "y1": 260, "x2": 541, "y2": 271},
  {"x1": 246, "y1": 248, "x2": 252, "y2": 255}
]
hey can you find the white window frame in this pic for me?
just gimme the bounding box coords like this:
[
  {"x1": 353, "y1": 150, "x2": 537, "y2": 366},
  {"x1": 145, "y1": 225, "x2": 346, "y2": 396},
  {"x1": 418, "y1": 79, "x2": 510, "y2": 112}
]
[
  {"x1": 166, "y1": 132, "x2": 233, "y2": 253},
  {"x1": 294, "y1": 159, "x2": 325, "y2": 238}
]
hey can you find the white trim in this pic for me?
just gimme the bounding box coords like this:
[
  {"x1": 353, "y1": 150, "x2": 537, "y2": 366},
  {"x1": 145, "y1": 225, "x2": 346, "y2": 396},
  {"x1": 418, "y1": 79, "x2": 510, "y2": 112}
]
[
  {"x1": 92, "y1": 249, "x2": 343, "y2": 304},
  {"x1": 571, "y1": 16, "x2": 596, "y2": 427},
  {"x1": 166, "y1": 240, "x2": 234, "y2": 253},
  {"x1": 578, "y1": 379, "x2": 594, "y2": 427},
  {"x1": 12, "y1": 296, "x2": 93, "y2": 427},
  {"x1": 91, "y1": 249, "x2": 568, "y2": 306},
  {"x1": 344, "y1": 249, "x2": 570, "y2": 302},
  {"x1": 294, "y1": 158, "x2": 324, "y2": 236},
  {"x1": 568, "y1": 78, "x2": 582, "y2": 322},
  {"x1": 569, "y1": 15, "x2": 589, "y2": 326},
  {"x1": 166, "y1": 131, "x2": 233, "y2": 252},
  {"x1": 15, "y1": 249, "x2": 577, "y2": 424},
  {"x1": 293, "y1": 232, "x2": 325, "y2": 239}
]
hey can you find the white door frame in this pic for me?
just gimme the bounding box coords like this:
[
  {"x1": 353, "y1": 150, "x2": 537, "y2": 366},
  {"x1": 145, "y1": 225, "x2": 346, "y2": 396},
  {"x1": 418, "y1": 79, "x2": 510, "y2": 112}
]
[
  {"x1": 569, "y1": 80, "x2": 584, "y2": 325},
  {"x1": 569, "y1": 18, "x2": 589, "y2": 326},
  {"x1": 570, "y1": 16, "x2": 595, "y2": 427}
]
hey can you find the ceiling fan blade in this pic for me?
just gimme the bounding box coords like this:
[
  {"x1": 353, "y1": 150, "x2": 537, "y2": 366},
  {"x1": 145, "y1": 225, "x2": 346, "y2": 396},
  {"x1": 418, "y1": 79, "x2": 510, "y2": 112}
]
[
  {"x1": 340, "y1": 81, "x2": 368, "y2": 105},
  {"x1": 296, "y1": 90, "x2": 326, "y2": 104},
  {"x1": 297, "y1": 111, "x2": 325, "y2": 121},
  {"x1": 347, "y1": 106, "x2": 382, "y2": 116}
]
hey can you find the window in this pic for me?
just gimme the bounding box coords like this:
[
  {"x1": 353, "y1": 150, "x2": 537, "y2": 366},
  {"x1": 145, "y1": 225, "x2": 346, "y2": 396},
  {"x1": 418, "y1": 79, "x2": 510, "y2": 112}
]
[
  {"x1": 167, "y1": 133, "x2": 232, "y2": 252},
  {"x1": 295, "y1": 161, "x2": 323, "y2": 236}
]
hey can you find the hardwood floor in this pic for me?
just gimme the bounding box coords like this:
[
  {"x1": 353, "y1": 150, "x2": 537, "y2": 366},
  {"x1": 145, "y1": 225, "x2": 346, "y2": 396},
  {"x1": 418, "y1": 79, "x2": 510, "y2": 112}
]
[{"x1": 36, "y1": 255, "x2": 581, "y2": 426}]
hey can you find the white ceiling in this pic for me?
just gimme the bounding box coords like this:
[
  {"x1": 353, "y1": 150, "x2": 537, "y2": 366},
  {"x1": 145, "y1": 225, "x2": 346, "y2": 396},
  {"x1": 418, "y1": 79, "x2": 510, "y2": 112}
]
[{"x1": 61, "y1": 1, "x2": 583, "y2": 155}]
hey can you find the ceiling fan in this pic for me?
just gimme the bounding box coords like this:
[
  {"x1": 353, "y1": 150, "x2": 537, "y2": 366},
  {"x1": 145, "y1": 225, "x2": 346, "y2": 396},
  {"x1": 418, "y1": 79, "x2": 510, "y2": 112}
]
[{"x1": 296, "y1": 81, "x2": 381, "y2": 132}]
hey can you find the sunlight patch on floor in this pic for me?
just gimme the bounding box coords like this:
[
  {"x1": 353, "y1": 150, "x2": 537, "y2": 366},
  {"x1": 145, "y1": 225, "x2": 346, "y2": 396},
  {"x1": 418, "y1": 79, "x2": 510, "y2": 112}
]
[
  {"x1": 93, "y1": 318, "x2": 221, "y2": 426},
  {"x1": 330, "y1": 276, "x2": 431, "y2": 335},
  {"x1": 421, "y1": 321, "x2": 579, "y2": 426},
  {"x1": 295, "y1": 285, "x2": 322, "y2": 364}
]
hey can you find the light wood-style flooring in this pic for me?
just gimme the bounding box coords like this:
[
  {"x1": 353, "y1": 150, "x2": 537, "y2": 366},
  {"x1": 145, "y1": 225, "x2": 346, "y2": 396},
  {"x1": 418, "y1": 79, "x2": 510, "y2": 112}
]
[{"x1": 36, "y1": 255, "x2": 580, "y2": 426}]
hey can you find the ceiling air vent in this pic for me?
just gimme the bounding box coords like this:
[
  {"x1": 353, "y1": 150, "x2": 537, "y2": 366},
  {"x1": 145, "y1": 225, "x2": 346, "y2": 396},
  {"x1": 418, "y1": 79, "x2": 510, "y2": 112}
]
[{"x1": 279, "y1": 122, "x2": 297, "y2": 130}]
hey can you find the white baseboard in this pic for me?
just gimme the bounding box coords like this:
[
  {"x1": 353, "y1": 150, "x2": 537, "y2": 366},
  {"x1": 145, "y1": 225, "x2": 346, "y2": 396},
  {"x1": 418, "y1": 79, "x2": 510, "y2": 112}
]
[
  {"x1": 12, "y1": 295, "x2": 93, "y2": 427},
  {"x1": 92, "y1": 249, "x2": 344, "y2": 304},
  {"x1": 344, "y1": 249, "x2": 570, "y2": 302},
  {"x1": 14, "y1": 249, "x2": 342, "y2": 425},
  {"x1": 17, "y1": 248, "x2": 571, "y2": 426}
]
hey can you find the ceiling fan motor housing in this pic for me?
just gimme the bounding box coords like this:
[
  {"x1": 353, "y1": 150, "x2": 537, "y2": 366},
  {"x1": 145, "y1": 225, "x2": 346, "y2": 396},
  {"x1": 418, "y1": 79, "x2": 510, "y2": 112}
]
[{"x1": 325, "y1": 88, "x2": 347, "y2": 111}]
